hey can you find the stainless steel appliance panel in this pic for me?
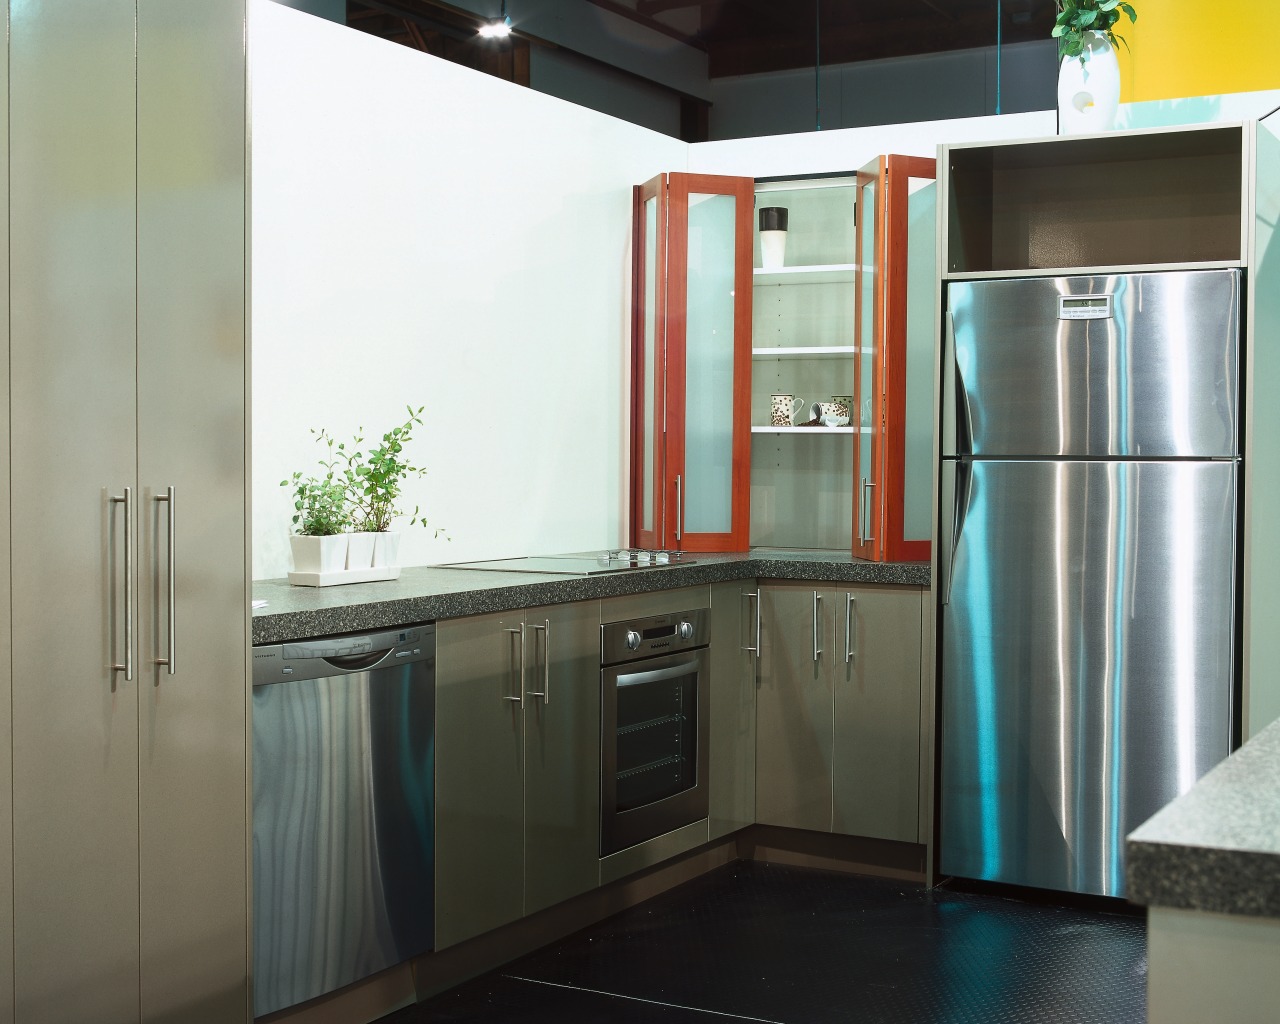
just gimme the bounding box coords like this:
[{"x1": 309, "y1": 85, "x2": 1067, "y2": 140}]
[
  {"x1": 940, "y1": 460, "x2": 1235, "y2": 896},
  {"x1": 252, "y1": 628, "x2": 434, "y2": 1017},
  {"x1": 946, "y1": 270, "x2": 1240, "y2": 458}
]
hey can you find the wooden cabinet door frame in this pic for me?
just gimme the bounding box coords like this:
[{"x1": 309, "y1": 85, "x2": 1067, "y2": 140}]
[{"x1": 630, "y1": 174, "x2": 667, "y2": 550}]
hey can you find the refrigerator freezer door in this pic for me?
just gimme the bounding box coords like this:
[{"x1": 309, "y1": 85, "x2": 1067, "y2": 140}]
[
  {"x1": 947, "y1": 270, "x2": 1240, "y2": 458},
  {"x1": 940, "y1": 459, "x2": 1236, "y2": 897}
]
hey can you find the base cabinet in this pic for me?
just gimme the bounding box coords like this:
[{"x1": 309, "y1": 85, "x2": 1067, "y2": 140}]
[
  {"x1": 435, "y1": 601, "x2": 599, "y2": 950},
  {"x1": 756, "y1": 582, "x2": 923, "y2": 842},
  {"x1": 709, "y1": 581, "x2": 758, "y2": 840}
]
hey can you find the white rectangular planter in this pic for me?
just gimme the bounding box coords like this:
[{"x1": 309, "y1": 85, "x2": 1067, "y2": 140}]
[
  {"x1": 373, "y1": 531, "x2": 401, "y2": 568},
  {"x1": 346, "y1": 531, "x2": 376, "y2": 569},
  {"x1": 289, "y1": 533, "x2": 348, "y2": 575}
]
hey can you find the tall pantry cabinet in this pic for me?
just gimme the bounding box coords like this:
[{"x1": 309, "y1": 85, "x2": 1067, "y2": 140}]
[{"x1": 7, "y1": 2, "x2": 250, "y2": 1022}]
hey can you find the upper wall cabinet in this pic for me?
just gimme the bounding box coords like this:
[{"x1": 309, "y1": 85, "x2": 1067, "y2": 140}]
[
  {"x1": 943, "y1": 124, "x2": 1247, "y2": 277},
  {"x1": 631, "y1": 173, "x2": 753, "y2": 552}
]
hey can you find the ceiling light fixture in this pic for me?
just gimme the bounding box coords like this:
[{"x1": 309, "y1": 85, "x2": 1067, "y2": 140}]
[{"x1": 478, "y1": 1, "x2": 512, "y2": 39}]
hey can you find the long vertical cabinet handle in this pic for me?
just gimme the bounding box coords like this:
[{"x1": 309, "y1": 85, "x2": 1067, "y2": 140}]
[
  {"x1": 503, "y1": 625, "x2": 526, "y2": 708},
  {"x1": 844, "y1": 593, "x2": 857, "y2": 664},
  {"x1": 110, "y1": 487, "x2": 133, "y2": 682},
  {"x1": 526, "y1": 620, "x2": 550, "y2": 704},
  {"x1": 155, "y1": 486, "x2": 176, "y2": 674},
  {"x1": 674, "y1": 474, "x2": 683, "y2": 543},
  {"x1": 862, "y1": 481, "x2": 877, "y2": 544},
  {"x1": 812, "y1": 591, "x2": 823, "y2": 663},
  {"x1": 740, "y1": 590, "x2": 760, "y2": 654}
]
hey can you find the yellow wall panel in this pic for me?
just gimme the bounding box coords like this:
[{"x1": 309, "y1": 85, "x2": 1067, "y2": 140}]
[{"x1": 1121, "y1": 0, "x2": 1280, "y2": 103}]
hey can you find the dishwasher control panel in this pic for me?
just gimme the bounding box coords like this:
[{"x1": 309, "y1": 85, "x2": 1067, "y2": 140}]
[{"x1": 252, "y1": 624, "x2": 434, "y2": 685}]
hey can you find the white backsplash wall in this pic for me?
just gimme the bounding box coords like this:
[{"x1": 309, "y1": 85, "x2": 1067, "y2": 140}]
[{"x1": 250, "y1": 0, "x2": 688, "y2": 580}]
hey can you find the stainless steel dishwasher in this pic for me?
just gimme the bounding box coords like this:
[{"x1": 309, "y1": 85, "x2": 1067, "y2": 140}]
[{"x1": 252, "y1": 625, "x2": 434, "y2": 1018}]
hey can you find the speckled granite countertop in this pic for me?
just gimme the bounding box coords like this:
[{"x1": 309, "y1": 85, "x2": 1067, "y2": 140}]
[
  {"x1": 251, "y1": 550, "x2": 930, "y2": 646},
  {"x1": 1127, "y1": 717, "x2": 1280, "y2": 918}
]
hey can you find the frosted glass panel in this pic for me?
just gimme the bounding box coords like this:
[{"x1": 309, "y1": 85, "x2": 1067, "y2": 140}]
[
  {"x1": 684, "y1": 192, "x2": 736, "y2": 535},
  {"x1": 642, "y1": 196, "x2": 657, "y2": 534},
  {"x1": 856, "y1": 177, "x2": 877, "y2": 540},
  {"x1": 903, "y1": 181, "x2": 936, "y2": 543}
]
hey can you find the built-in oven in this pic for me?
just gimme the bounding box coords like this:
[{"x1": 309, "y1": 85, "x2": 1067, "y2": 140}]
[{"x1": 600, "y1": 608, "x2": 710, "y2": 857}]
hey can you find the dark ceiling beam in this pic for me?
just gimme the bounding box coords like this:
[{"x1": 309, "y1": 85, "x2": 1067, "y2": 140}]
[{"x1": 707, "y1": 7, "x2": 1054, "y2": 77}]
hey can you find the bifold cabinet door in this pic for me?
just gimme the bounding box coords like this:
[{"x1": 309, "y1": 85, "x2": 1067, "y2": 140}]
[
  {"x1": 630, "y1": 173, "x2": 753, "y2": 552},
  {"x1": 10, "y1": 3, "x2": 142, "y2": 1021}
]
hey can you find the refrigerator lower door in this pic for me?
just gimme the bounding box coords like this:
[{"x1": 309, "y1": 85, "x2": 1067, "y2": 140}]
[{"x1": 940, "y1": 459, "x2": 1236, "y2": 897}]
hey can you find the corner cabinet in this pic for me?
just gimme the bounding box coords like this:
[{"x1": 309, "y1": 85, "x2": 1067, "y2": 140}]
[
  {"x1": 755, "y1": 582, "x2": 923, "y2": 843},
  {"x1": 630, "y1": 173, "x2": 753, "y2": 552},
  {"x1": 435, "y1": 601, "x2": 600, "y2": 950},
  {"x1": 7, "y1": 3, "x2": 250, "y2": 1022}
]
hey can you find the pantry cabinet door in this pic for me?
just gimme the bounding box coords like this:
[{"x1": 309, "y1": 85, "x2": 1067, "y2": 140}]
[
  {"x1": 524, "y1": 601, "x2": 601, "y2": 916},
  {"x1": 709, "y1": 581, "x2": 757, "y2": 840},
  {"x1": 135, "y1": 1, "x2": 250, "y2": 1021},
  {"x1": 832, "y1": 586, "x2": 923, "y2": 843},
  {"x1": 9, "y1": 2, "x2": 141, "y2": 1021},
  {"x1": 631, "y1": 174, "x2": 668, "y2": 550},
  {"x1": 435, "y1": 612, "x2": 527, "y2": 949},
  {"x1": 755, "y1": 584, "x2": 833, "y2": 832}
]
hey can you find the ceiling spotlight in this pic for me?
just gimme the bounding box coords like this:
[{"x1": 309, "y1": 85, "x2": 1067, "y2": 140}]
[{"x1": 478, "y1": 2, "x2": 512, "y2": 38}]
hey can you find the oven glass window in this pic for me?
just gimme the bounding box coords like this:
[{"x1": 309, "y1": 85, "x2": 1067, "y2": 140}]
[{"x1": 614, "y1": 667, "x2": 697, "y2": 812}]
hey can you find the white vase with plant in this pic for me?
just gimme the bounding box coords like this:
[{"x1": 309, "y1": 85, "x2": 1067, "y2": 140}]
[{"x1": 1054, "y1": 0, "x2": 1136, "y2": 134}]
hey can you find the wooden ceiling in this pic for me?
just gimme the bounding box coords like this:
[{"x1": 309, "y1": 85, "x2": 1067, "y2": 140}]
[
  {"x1": 587, "y1": 0, "x2": 1054, "y2": 78},
  {"x1": 349, "y1": 0, "x2": 1055, "y2": 82}
]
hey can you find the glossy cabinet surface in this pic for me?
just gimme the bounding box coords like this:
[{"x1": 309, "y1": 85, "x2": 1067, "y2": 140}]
[
  {"x1": 708, "y1": 581, "x2": 758, "y2": 840},
  {"x1": 9, "y1": 3, "x2": 249, "y2": 1021},
  {"x1": 756, "y1": 582, "x2": 923, "y2": 841},
  {"x1": 436, "y1": 601, "x2": 599, "y2": 949}
]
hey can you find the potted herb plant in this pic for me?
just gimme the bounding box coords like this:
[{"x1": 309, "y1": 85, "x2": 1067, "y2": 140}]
[
  {"x1": 1053, "y1": 0, "x2": 1136, "y2": 134},
  {"x1": 282, "y1": 471, "x2": 350, "y2": 574}
]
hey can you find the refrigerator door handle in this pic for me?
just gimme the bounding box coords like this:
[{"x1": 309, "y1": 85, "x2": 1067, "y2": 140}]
[
  {"x1": 939, "y1": 460, "x2": 972, "y2": 607},
  {"x1": 942, "y1": 310, "x2": 973, "y2": 458}
]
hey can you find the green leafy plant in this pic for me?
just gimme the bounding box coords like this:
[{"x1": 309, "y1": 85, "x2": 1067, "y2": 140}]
[
  {"x1": 282, "y1": 472, "x2": 349, "y2": 536},
  {"x1": 1054, "y1": 0, "x2": 1136, "y2": 64},
  {"x1": 322, "y1": 406, "x2": 445, "y2": 536}
]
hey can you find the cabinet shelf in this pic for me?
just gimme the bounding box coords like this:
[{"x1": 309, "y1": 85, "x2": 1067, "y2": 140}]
[
  {"x1": 753, "y1": 426, "x2": 859, "y2": 435},
  {"x1": 753, "y1": 346, "x2": 860, "y2": 358},
  {"x1": 753, "y1": 264, "x2": 857, "y2": 285}
]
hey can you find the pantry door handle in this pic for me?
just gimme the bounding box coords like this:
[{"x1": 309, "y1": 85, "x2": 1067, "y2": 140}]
[
  {"x1": 503, "y1": 625, "x2": 526, "y2": 709},
  {"x1": 155, "y1": 487, "x2": 176, "y2": 675},
  {"x1": 812, "y1": 591, "x2": 822, "y2": 663},
  {"x1": 110, "y1": 487, "x2": 133, "y2": 682},
  {"x1": 527, "y1": 620, "x2": 550, "y2": 704},
  {"x1": 844, "y1": 593, "x2": 857, "y2": 664},
  {"x1": 740, "y1": 590, "x2": 760, "y2": 654},
  {"x1": 674, "y1": 474, "x2": 683, "y2": 543}
]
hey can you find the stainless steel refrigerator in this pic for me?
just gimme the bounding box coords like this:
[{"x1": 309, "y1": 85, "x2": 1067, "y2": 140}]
[{"x1": 938, "y1": 269, "x2": 1240, "y2": 898}]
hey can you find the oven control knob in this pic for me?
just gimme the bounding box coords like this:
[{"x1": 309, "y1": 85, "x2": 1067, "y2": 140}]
[
  {"x1": 678, "y1": 620, "x2": 694, "y2": 640},
  {"x1": 625, "y1": 630, "x2": 642, "y2": 651}
]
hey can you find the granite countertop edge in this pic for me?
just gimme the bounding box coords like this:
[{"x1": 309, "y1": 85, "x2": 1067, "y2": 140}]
[
  {"x1": 1126, "y1": 717, "x2": 1280, "y2": 919},
  {"x1": 251, "y1": 553, "x2": 930, "y2": 646}
]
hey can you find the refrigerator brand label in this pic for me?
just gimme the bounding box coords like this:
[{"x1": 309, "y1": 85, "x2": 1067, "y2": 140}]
[{"x1": 1058, "y1": 295, "x2": 1113, "y2": 320}]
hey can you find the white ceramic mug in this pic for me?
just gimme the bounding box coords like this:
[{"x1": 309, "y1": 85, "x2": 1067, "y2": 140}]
[{"x1": 770, "y1": 394, "x2": 804, "y2": 426}]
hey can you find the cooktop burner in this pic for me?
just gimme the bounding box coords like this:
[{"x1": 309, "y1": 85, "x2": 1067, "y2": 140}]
[{"x1": 438, "y1": 550, "x2": 697, "y2": 575}]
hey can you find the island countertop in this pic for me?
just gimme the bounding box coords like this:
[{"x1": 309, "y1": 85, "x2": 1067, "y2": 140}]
[
  {"x1": 1127, "y1": 716, "x2": 1280, "y2": 918},
  {"x1": 251, "y1": 549, "x2": 930, "y2": 646}
]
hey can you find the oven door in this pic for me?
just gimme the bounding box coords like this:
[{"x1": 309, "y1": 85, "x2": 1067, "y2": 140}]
[{"x1": 600, "y1": 647, "x2": 710, "y2": 857}]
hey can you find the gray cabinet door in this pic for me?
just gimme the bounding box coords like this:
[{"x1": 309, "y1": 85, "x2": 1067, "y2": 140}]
[
  {"x1": 831, "y1": 586, "x2": 923, "y2": 842},
  {"x1": 435, "y1": 611, "x2": 527, "y2": 949},
  {"x1": 135, "y1": 2, "x2": 249, "y2": 1022},
  {"x1": 756, "y1": 584, "x2": 833, "y2": 831},
  {"x1": 524, "y1": 601, "x2": 601, "y2": 916},
  {"x1": 10, "y1": 4, "x2": 142, "y2": 1021},
  {"x1": 709, "y1": 581, "x2": 757, "y2": 840}
]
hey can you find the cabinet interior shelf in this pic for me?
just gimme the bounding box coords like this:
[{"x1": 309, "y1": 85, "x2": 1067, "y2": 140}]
[
  {"x1": 753, "y1": 346, "x2": 861, "y2": 358},
  {"x1": 753, "y1": 426, "x2": 860, "y2": 434},
  {"x1": 753, "y1": 264, "x2": 857, "y2": 285}
]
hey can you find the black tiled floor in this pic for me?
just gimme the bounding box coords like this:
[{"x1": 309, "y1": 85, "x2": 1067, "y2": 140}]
[{"x1": 384, "y1": 862, "x2": 1147, "y2": 1023}]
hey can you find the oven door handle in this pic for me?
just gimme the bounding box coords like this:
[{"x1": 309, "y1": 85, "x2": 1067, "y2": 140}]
[{"x1": 614, "y1": 654, "x2": 703, "y2": 689}]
